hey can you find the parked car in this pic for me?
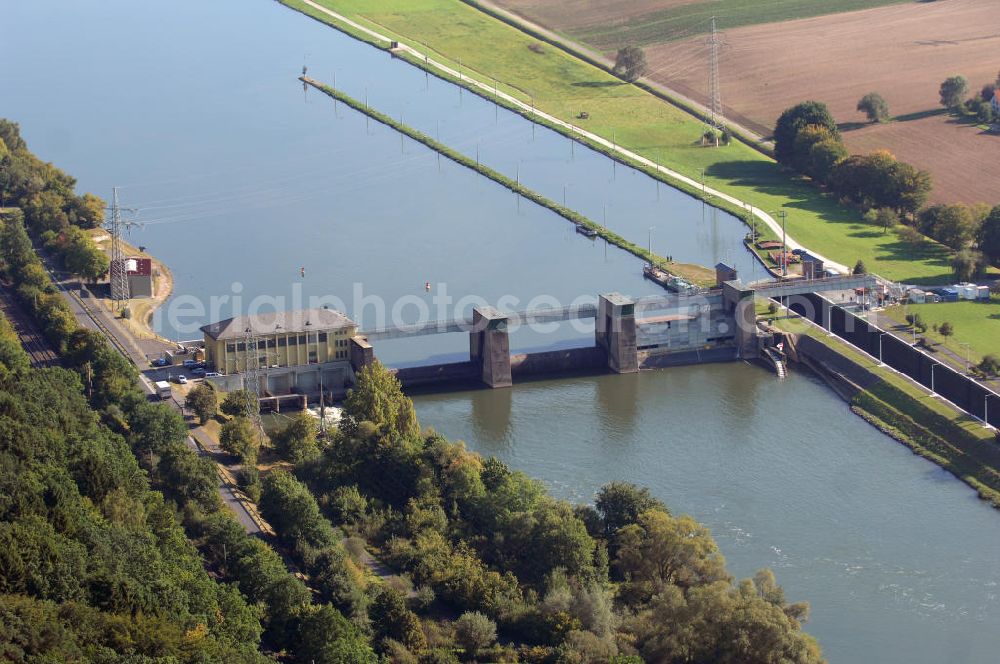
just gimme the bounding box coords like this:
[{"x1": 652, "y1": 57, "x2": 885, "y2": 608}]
[
  {"x1": 204, "y1": 372, "x2": 220, "y2": 378},
  {"x1": 182, "y1": 359, "x2": 197, "y2": 368},
  {"x1": 191, "y1": 367, "x2": 206, "y2": 377},
  {"x1": 151, "y1": 357, "x2": 168, "y2": 367},
  {"x1": 175, "y1": 375, "x2": 188, "y2": 385}
]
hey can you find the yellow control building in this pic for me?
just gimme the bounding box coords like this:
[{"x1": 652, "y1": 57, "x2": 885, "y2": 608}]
[{"x1": 201, "y1": 308, "x2": 358, "y2": 395}]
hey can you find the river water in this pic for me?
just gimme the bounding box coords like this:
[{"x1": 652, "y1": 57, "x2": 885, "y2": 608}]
[{"x1": 3, "y1": 1, "x2": 999, "y2": 661}]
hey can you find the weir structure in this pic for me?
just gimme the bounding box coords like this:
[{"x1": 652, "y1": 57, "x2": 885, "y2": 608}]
[{"x1": 348, "y1": 271, "x2": 875, "y2": 390}]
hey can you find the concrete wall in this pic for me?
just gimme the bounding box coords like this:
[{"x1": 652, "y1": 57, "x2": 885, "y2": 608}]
[
  {"x1": 795, "y1": 293, "x2": 999, "y2": 426},
  {"x1": 394, "y1": 361, "x2": 479, "y2": 389},
  {"x1": 638, "y1": 345, "x2": 737, "y2": 369},
  {"x1": 510, "y1": 345, "x2": 607, "y2": 377}
]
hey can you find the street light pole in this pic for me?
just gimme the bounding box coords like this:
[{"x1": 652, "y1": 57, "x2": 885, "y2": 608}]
[
  {"x1": 931, "y1": 363, "x2": 937, "y2": 394},
  {"x1": 780, "y1": 211, "x2": 788, "y2": 276},
  {"x1": 961, "y1": 342, "x2": 971, "y2": 373},
  {"x1": 647, "y1": 226, "x2": 655, "y2": 258},
  {"x1": 879, "y1": 332, "x2": 885, "y2": 365}
]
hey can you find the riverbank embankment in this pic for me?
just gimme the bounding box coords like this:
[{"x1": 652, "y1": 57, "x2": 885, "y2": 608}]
[
  {"x1": 302, "y1": 75, "x2": 717, "y2": 287},
  {"x1": 773, "y1": 316, "x2": 1000, "y2": 508}
]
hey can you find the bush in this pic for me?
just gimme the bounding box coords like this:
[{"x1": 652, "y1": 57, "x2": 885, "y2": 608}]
[
  {"x1": 977, "y1": 354, "x2": 1000, "y2": 376},
  {"x1": 454, "y1": 611, "x2": 497, "y2": 658}
]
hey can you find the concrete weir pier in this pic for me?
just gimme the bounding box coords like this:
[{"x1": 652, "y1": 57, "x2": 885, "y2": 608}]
[{"x1": 469, "y1": 307, "x2": 513, "y2": 388}]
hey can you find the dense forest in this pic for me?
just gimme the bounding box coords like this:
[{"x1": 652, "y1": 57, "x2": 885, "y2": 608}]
[{"x1": 0, "y1": 118, "x2": 823, "y2": 662}]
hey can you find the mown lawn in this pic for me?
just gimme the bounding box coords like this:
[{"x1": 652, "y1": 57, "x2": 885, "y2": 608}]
[
  {"x1": 293, "y1": 0, "x2": 956, "y2": 284},
  {"x1": 882, "y1": 297, "x2": 1000, "y2": 365},
  {"x1": 569, "y1": 0, "x2": 911, "y2": 49}
]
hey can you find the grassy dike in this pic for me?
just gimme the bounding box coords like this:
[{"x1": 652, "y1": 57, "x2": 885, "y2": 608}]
[
  {"x1": 277, "y1": 0, "x2": 955, "y2": 284},
  {"x1": 303, "y1": 76, "x2": 717, "y2": 286},
  {"x1": 764, "y1": 308, "x2": 1000, "y2": 508}
]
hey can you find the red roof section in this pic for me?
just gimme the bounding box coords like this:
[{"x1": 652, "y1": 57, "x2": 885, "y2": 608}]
[{"x1": 127, "y1": 257, "x2": 152, "y2": 276}]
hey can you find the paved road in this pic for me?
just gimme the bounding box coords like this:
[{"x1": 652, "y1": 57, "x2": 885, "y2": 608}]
[
  {"x1": 295, "y1": 0, "x2": 849, "y2": 274},
  {"x1": 37, "y1": 253, "x2": 270, "y2": 536}
]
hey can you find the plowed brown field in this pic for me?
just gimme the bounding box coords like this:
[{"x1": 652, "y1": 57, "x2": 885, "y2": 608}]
[
  {"x1": 494, "y1": 0, "x2": 1000, "y2": 204},
  {"x1": 646, "y1": 0, "x2": 1000, "y2": 204}
]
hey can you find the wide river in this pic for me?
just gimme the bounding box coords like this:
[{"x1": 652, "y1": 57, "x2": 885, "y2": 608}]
[{"x1": 3, "y1": 1, "x2": 999, "y2": 661}]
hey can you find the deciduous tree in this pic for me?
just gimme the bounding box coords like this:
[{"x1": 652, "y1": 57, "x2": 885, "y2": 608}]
[
  {"x1": 613, "y1": 45, "x2": 647, "y2": 83},
  {"x1": 774, "y1": 101, "x2": 838, "y2": 167},
  {"x1": 220, "y1": 415, "x2": 259, "y2": 460},
  {"x1": 344, "y1": 360, "x2": 419, "y2": 439},
  {"x1": 979, "y1": 205, "x2": 1000, "y2": 264},
  {"x1": 857, "y1": 92, "x2": 890, "y2": 122},
  {"x1": 185, "y1": 383, "x2": 217, "y2": 425},
  {"x1": 939, "y1": 75, "x2": 968, "y2": 110}
]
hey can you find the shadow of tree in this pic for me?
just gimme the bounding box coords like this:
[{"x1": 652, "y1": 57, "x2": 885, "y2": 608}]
[
  {"x1": 704, "y1": 159, "x2": 954, "y2": 283},
  {"x1": 571, "y1": 80, "x2": 623, "y2": 88}
]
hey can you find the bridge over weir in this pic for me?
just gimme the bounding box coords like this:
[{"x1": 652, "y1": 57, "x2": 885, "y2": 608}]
[
  {"x1": 348, "y1": 273, "x2": 876, "y2": 389},
  {"x1": 359, "y1": 274, "x2": 876, "y2": 340}
]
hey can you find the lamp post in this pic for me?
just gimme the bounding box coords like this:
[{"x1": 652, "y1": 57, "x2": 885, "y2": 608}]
[
  {"x1": 930, "y1": 363, "x2": 937, "y2": 394},
  {"x1": 647, "y1": 226, "x2": 655, "y2": 259},
  {"x1": 960, "y1": 342, "x2": 971, "y2": 373},
  {"x1": 878, "y1": 332, "x2": 886, "y2": 365},
  {"x1": 778, "y1": 210, "x2": 788, "y2": 277}
]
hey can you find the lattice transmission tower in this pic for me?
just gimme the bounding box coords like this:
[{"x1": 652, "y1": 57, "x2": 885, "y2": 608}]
[
  {"x1": 242, "y1": 325, "x2": 264, "y2": 430},
  {"x1": 106, "y1": 187, "x2": 132, "y2": 306},
  {"x1": 706, "y1": 16, "x2": 725, "y2": 144}
]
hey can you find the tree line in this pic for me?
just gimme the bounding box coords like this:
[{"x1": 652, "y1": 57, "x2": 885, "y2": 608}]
[
  {"x1": 249, "y1": 360, "x2": 825, "y2": 663},
  {"x1": 0, "y1": 120, "x2": 109, "y2": 284},
  {"x1": 0, "y1": 122, "x2": 378, "y2": 661},
  {"x1": 774, "y1": 102, "x2": 1000, "y2": 278}
]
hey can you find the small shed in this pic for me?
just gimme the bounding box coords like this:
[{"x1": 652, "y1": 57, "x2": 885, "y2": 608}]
[{"x1": 908, "y1": 288, "x2": 926, "y2": 304}]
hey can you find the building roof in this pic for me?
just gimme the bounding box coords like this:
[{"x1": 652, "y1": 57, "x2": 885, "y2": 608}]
[
  {"x1": 201, "y1": 307, "x2": 356, "y2": 341},
  {"x1": 112, "y1": 256, "x2": 152, "y2": 276},
  {"x1": 128, "y1": 257, "x2": 152, "y2": 276}
]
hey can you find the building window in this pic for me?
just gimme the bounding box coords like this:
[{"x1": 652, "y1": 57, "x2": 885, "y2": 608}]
[
  {"x1": 288, "y1": 336, "x2": 297, "y2": 346},
  {"x1": 226, "y1": 343, "x2": 236, "y2": 353},
  {"x1": 298, "y1": 335, "x2": 306, "y2": 345},
  {"x1": 318, "y1": 332, "x2": 328, "y2": 342},
  {"x1": 278, "y1": 336, "x2": 287, "y2": 347},
  {"x1": 237, "y1": 342, "x2": 246, "y2": 352},
  {"x1": 309, "y1": 351, "x2": 317, "y2": 363}
]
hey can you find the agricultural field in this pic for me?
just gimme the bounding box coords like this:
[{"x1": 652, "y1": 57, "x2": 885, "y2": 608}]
[
  {"x1": 285, "y1": 0, "x2": 958, "y2": 284},
  {"x1": 494, "y1": 0, "x2": 909, "y2": 51},
  {"x1": 844, "y1": 114, "x2": 998, "y2": 205},
  {"x1": 638, "y1": 0, "x2": 1000, "y2": 204},
  {"x1": 495, "y1": 0, "x2": 1000, "y2": 206}
]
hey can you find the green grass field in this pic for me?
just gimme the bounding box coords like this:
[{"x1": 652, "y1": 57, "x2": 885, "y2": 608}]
[
  {"x1": 287, "y1": 0, "x2": 957, "y2": 284},
  {"x1": 570, "y1": 0, "x2": 911, "y2": 49},
  {"x1": 882, "y1": 297, "x2": 1000, "y2": 365}
]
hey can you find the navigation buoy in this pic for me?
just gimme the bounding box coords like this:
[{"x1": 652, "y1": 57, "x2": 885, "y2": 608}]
[
  {"x1": 300, "y1": 267, "x2": 306, "y2": 278},
  {"x1": 424, "y1": 282, "x2": 431, "y2": 292}
]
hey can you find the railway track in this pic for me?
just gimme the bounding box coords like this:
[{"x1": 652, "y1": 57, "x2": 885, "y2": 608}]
[{"x1": 0, "y1": 283, "x2": 61, "y2": 368}]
